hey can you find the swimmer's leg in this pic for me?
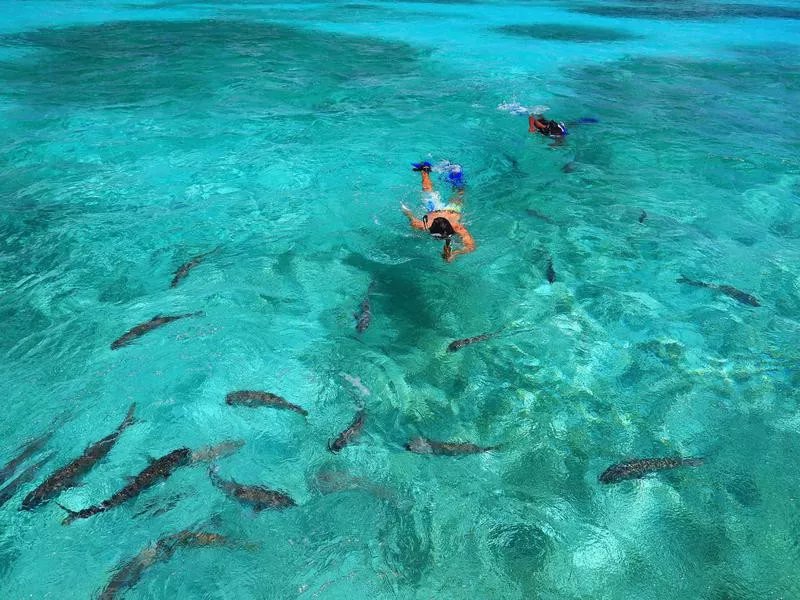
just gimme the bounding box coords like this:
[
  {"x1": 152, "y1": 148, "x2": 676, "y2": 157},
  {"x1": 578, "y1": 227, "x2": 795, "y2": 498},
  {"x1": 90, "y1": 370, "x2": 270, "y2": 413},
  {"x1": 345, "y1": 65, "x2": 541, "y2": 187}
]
[{"x1": 448, "y1": 189, "x2": 465, "y2": 208}]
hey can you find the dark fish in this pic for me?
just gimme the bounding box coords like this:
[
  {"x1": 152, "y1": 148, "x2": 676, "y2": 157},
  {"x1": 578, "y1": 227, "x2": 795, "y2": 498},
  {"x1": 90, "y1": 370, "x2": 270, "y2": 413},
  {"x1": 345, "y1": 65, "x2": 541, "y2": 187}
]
[
  {"x1": 404, "y1": 436, "x2": 500, "y2": 456},
  {"x1": 716, "y1": 285, "x2": 760, "y2": 307},
  {"x1": 546, "y1": 258, "x2": 556, "y2": 283},
  {"x1": 599, "y1": 456, "x2": 704, "y2": 484},
  {"x1": 98, "y1": 530, "x2": 232, "y2": 600},
  {"x1": 110, "y1": 312, "x2": 204, "y2": 350},
  {"x1": 340, "y1": 372, "x2": 371, "y2": 397},
  {"x1": 328, "y1": 409, "x2": 366, "y2": 453},
  {"x1": 502, "y1": 152, "x2": 520, "y2": 172},
  {"x1": 166, "y1": 530, "x2": 234, "y2": 550},
  {"x1": 1, "y1": 428, "x2": 57, "y2": 487},
  {"x1": 354, "y1": 282, "x2": 375, "y2": 333},
  {"x1": 190, "y1": 439, "x2": 245, "y2": 463},
  {"x1": 676, "y1": 276, "x2": 760, "y2": 307},
  {"x1": 57, "y1": 448, "x2": 193, "y2": 525},
  {"x1": 561, "y1": 161, "x2": 575, "y2": 173},
  {"x1": 447, "y1": 331, "x2": 498, "y2": 352},
  {"x1": 209, "y1": 466, "x2": 296, "y2": 511},
  {"x1": 22, "y1": 404, "x2": 137, "y2": 511},
  {"x1": 151, "y1": 498, "x2": 183, "y2": 518},
  {"x1": 0, "y1": 452, "x2": 55, "y2": 508},
  {"x1": 639, "y1": 209, "x2": 647, "y2": 224},
  {"x1": 225, "y1": 391, "x2": 307, "y2": 416},
  {"x1": 131, "y1": 492, "x2": 187, "y2": 519},
  {"x1": 525, "y1": 209, "x2": 555, "y2": 224},
  {"x1": 98, "y1": 542, "x2": 160, "y2": 600},
  {"x1": 170, "y1": 247, "x2": 220, "y2": 288},
  {"x1": 311, "y1": 469, "x2": 394, "y2": 501}
]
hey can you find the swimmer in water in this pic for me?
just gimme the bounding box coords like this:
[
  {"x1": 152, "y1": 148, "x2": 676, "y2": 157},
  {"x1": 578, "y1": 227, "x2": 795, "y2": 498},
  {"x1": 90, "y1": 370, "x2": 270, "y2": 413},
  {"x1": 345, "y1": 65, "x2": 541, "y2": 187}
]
[
  {"x1": 528, "y1": 113, "x2": 568, "y2": 139},
  {"x1": 401, "y1": 161, "x2": 475, "y2": 263}
]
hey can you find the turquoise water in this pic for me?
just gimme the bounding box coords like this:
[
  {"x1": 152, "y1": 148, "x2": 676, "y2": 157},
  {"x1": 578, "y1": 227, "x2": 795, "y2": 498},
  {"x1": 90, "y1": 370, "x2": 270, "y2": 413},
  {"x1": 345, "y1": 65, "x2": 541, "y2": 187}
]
[{"x1": 1, "y1": 0, "x2": 799, "y2": 597}]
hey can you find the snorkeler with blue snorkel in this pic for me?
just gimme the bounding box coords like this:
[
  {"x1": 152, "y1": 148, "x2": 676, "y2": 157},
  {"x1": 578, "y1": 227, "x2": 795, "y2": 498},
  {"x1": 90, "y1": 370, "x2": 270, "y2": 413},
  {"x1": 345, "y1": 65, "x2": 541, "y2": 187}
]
[
  {"x1": 401, "y1": 161, "x2": 475, "y2": 263},
  {"x1": 497, "y1": 102, "x2": 597, "y2": 143},
  {"x1": 529, "y1": 111, "x2": 600, "y2": 144},
  {"x1": 529, "y1": 113, "x2": 568, "y2": 138}
]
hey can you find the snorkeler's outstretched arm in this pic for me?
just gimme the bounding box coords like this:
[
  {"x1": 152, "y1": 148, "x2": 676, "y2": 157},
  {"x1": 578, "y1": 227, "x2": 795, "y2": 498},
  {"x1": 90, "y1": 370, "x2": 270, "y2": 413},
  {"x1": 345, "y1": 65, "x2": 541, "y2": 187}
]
[
  {"x1": 445, "y1": 223, "x2": 475, "y2": 262},
  {"x1": 401, "y1": 204, "x2": 426, "y2": 230},
  {"x1": 420, "y1": 170, "x2": 434, "y2": 192}
]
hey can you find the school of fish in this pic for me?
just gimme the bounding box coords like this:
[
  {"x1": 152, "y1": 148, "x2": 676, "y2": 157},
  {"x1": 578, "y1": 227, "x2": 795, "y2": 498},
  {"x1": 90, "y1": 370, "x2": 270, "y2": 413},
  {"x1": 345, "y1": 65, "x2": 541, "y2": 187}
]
[{"x1": 3, "y1": 173, "x2": 761, "y2": 597}]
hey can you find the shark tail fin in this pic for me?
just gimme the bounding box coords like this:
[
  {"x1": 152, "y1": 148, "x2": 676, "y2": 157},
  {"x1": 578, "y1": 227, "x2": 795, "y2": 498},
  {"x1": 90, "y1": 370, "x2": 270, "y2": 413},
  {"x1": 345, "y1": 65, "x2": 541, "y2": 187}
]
[
  {"x1": 55, "y1": 502, "x2": 80, "y2": 525},
  {"x1": 501, "y1": 321, "x2": 538, "y2": 339},
  {"x1": 55, "y1": 501, "x2": 78, "y2": 515},
  {"x1": 122, "y1": 403, "x2": 138, "y2": 428},
  {"x1": 677, "y1": 275, "x2": 708, "y2": 286},
  {"x1": 676, "y1": 276, "x2": 712, "y2": 289},
  {"x1": 208, "y1": 464, "x2": 222, "y2": 487}
]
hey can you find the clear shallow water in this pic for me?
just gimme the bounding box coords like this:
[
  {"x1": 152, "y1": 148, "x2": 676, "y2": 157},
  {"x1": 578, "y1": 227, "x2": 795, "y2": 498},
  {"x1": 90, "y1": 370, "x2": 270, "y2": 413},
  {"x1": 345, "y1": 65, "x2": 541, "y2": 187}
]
[{"x1": 0, "y1": 0, "x2": 799, "y2": 597}]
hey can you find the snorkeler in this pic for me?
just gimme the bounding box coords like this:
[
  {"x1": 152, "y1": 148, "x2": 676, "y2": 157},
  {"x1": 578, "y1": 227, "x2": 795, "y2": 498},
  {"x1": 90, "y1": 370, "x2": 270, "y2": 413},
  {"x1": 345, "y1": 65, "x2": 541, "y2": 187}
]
[
  {"x1": 528, "y1": 114, "x2": 568, "y2": 138},
  {"x1": 401, "y1": 161, "x2": 475, "y2": 263}
]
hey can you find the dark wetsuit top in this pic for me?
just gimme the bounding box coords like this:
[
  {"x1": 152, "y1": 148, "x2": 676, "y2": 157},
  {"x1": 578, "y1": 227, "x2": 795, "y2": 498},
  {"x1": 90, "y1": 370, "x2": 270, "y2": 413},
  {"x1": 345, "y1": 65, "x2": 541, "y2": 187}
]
[{"x1": 536, "y1": 118, "x2": 567, "y2": 137}]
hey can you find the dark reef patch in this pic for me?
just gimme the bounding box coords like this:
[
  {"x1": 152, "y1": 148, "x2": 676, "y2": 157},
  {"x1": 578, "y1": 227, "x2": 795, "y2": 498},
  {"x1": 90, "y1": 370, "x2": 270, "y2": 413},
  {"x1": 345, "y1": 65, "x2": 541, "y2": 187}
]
[
  {"x1": 495, "y1": 23, "x2": 641, "y2": 42},
  {"x1": 0, "y1": 19, "x2": 423, "y2": 109},
  {"x1": 374, "y1": 0, "x2": 480, "y2": 4},
  {"x1": 571, "y1": 2, "x2": 800, "y2": 21}
]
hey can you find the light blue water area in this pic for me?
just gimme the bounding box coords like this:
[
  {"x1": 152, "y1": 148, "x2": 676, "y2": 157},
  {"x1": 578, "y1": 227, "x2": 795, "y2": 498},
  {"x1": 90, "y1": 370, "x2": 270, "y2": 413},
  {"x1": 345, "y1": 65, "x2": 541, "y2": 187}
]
[{"x1": 1, "y1": 0, "x2": 799, "y2": 597}]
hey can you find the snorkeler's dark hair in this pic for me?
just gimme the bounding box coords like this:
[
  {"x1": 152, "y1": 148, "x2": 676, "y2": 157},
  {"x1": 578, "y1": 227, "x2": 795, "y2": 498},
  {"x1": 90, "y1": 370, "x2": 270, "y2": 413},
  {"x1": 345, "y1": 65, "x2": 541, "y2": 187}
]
[{"x1": 428, "y1": 217, "x2": 455, "y2": 239}]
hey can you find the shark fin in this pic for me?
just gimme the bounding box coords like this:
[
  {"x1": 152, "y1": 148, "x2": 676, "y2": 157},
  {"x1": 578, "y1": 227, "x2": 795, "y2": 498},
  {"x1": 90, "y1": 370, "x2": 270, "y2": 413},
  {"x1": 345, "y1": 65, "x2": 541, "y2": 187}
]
[{"x1": 54, "y1": 501, "x2": 79, "y2": 517}]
